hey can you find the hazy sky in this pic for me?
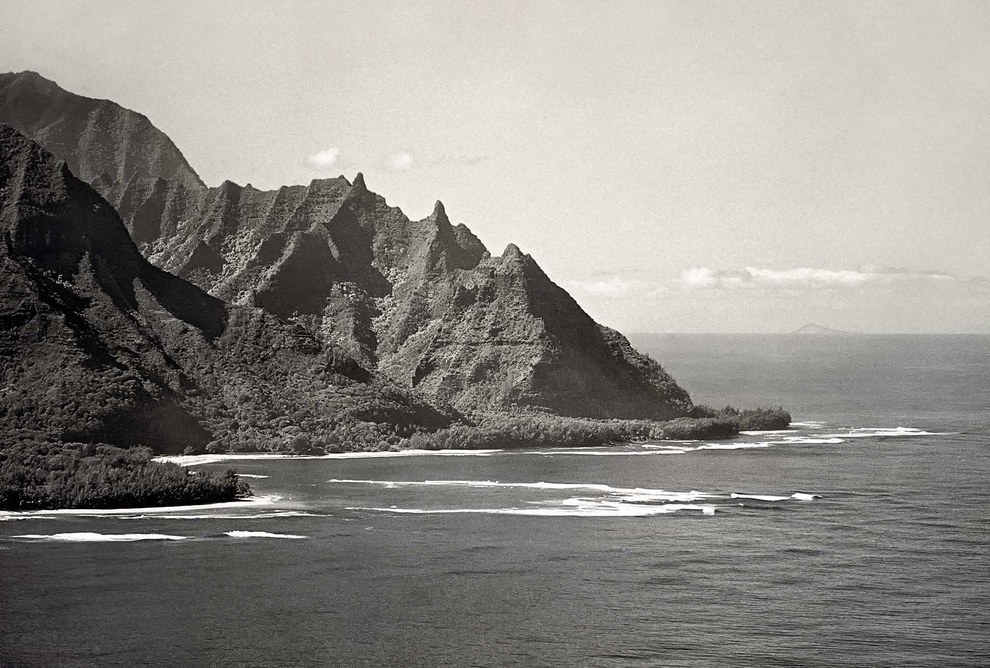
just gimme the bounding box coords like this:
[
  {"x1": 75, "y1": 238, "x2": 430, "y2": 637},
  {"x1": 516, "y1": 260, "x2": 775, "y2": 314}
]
[{"x1": 3, "y1": 0, "x2": 988, "y2": 332}]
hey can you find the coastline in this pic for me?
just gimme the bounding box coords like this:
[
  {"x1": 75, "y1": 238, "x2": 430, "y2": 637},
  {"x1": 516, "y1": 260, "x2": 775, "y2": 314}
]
[
  {"x1": 156, "y1": 449, "x2": 505, "y2": 466},
  {"x1": 0, "y1": 494, "x2": 281, "y2": 520}
]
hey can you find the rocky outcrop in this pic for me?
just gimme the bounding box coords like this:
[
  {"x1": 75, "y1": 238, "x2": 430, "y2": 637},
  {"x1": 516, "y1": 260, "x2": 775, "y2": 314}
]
[
  {"x1": 0, "y1": 71, "x2": 204, "y2": 190},
  {"x1": 1, "y1": 72, "x2": 693, "y2": 424},
  {"x1": 101, "y1": 172, "x2": 691, "y2": 419},
  {"x1": 0, "y1": 126, "x2": 449, "y2": 452}
]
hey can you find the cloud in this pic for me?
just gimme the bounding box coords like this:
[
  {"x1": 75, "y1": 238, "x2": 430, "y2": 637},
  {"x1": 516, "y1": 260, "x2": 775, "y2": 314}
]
[
  {"x1": 680, "y1": 265, "x2": 968, "y2": 290},
  {"x1": 561, "y1": 275, "x2": 661, "y2": 298},
  {"x1": 305, "y1": 147, "x2": 340, "y2": 168},
  {"x1": 386, "y1": 152, "x2": 414, "y2": 171}
]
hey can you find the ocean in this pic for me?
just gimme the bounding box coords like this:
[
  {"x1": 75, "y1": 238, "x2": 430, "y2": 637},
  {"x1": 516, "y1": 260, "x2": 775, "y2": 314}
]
[{"x1": 1, "y1": 334, "x2": 988, "y2": 666}]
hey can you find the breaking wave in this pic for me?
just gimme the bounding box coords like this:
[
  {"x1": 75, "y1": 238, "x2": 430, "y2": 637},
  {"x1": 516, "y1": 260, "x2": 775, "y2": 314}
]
[
  {"x1": 116, "y1": 511, "x2": 322, "y2": 521},
  {"x1": 730, "y1": 493, "x2": 790, "y2": 502},
  {"x1": 223, "y1": 531, "x2": 307, "y2": 539},
  {"x1": 13, "y1": 532, "x2": 187, "y2": 542},
  {"x1": 327, "y1": 479, "x2": 713, "y2": 502},
  {"x1": 348, "y1": 499, "x2": 717, "y2": 517},
  {"x1": 0, "y1": 495, "x2": 281, "y2": 522},
  {"x1": 819, "y1": 427, "x2": 956, "y2": 439}
]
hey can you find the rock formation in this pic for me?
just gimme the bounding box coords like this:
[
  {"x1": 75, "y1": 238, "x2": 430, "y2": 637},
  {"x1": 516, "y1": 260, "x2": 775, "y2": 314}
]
[
  {"x1": 0, "y1": 71, "x2": 693, "y2": 447},
  {"x1": 0, "y1": 125, "x2": 449, "y2": 452},
  {"x1": 0, "y1": 71, "x2": 204, "y2": 190}
]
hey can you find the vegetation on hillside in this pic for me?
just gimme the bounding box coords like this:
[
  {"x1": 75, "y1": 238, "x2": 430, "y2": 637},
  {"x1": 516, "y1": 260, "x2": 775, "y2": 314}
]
[{"x1": 0, "y1": 441, "x2": 249, "y2": 511}]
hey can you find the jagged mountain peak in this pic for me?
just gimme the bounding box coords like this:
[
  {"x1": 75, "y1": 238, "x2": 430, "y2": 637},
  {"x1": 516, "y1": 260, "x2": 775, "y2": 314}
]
[
  {"x1": 432, "y1": 199, "x2": 447, "y2": 218},
  {"x1": 2, "y1": 74, "x2": 693, "y2": 421},
  {"x1": 501, "y1": 242, "x2": 525, "y2": 260},
  {"x1": 0, "y1": 129, "x2": 452, "y2": 451}
]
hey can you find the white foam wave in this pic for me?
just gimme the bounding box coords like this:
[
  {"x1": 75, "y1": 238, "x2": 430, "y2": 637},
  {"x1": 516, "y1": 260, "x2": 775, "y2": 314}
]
[
  {"x1": 0, "y1": 495, "x2": 280, "y2": 521},
  {"x1": 158, "y1": 449, "x2": 502, "y2": 466},
  {"x1": 790, "y1": 421, "x2": 827, "y2": 429},
  {"x1": 236, "y1": 474, "x2": 269, "y2": 479},
  {"x1": 224, "y1": 531, "x2": 307, "y2": 539},
  {"x1": 348, "y1": 498, "x2": 717, "y2": 517},
  {"x1": 526, "y1": 448, "x2": 688, "y2": 456},
  {"x1": 694, "y1": 442, "x2": 771, "y2": 451},
  {"x1": 819, "y1": 427, "x2": 955, "y2": 439},
  {"x1": 739, "y1": 429, "x2": 793, "y2": 436},
  {"x1": 116, "y1": 511, "x2": 320, "y2": 521},
  {"x1": 730, "y1": 493, "x2": 789, "y2": 502},
  {"x1": 328, "y1": 479, "x2": 713, "y2": 502},
  {"x1": 780, "y1": 436, "x2": 846, "y2": 444},
  {"x1": 14, "y1": 532, "x2": 187, "y2": 542},
  {"x1": 790, "y1": 493, "x2": 821, "y2": 501}
]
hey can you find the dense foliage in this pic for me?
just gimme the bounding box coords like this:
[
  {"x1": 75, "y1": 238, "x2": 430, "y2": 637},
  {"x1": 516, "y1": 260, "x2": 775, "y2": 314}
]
[
  {"x1": 0, "y1": 441, "x2": 250, "y2": 511},
  {"x1": 391, "y1": 406, "x2": 792, "y2": 451}
]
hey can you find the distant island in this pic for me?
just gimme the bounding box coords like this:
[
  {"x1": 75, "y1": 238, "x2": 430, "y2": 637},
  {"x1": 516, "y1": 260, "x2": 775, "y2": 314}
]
[
  {"x1": 792, "y1": 323, "x2": 855, "y2": 335},
  {"x1": 0, "y1": 71, "x2": 789, "y2": 510}
]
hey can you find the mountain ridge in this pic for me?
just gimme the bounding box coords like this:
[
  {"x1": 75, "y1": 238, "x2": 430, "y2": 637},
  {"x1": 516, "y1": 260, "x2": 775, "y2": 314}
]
[
  {"x1": 0, "y1": 71, "x2": 694, "y2": 452},
  {"x1": 0, "y1": 124, "x2": 451, "y2": 452},
  {"x1": 0, "y1": 71, "x2": 204, "y2": 190}
]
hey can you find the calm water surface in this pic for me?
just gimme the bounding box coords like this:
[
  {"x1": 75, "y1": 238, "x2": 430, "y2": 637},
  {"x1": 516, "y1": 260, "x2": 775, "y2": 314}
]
[{"x1": 2, "y1": 335, "x2": 988, "y2": 666}]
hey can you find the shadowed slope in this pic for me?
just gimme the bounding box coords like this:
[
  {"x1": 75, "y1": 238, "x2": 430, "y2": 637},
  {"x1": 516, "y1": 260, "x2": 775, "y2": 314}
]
[
  {"x1": 0, "y1": 126, "x2": 450, "y2": 452},
  {"x1": 1, "y1": 72, "x2": 692, "y2": 421},
  {"x1": 0, "y1": 71, "x2": 204, "y2": 189}
]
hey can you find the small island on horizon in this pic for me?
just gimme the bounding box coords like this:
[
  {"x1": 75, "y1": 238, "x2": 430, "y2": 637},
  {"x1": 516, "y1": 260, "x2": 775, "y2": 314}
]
[{"x1": 792, "y1": 323, "x2": 856, "y2": 335}]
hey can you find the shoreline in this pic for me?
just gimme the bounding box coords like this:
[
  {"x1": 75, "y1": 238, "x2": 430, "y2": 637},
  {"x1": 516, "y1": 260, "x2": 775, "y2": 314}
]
[
  {"x1": 156, "y1": 449, "x2": 505, "y2": 466},
  {"x1": 0, "y1": 494, "x2": 281, "y2": 520}
]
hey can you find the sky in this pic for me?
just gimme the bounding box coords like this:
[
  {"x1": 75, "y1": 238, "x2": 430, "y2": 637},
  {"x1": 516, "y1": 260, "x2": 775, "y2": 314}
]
[{"x1": 2, "y1": 0, "x2": 988, "y2": 333}]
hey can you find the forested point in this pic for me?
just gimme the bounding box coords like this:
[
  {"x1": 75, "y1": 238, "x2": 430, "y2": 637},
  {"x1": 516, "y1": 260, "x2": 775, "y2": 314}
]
[
  {"x1": 0, "y1": 407, "x2": 789, "y2": 510},
  {"x1": 243, "y1": 406, "x2": 792, "y2": 455},
  {"x1": 0, "y1": 441, "x2": 250, "y2": 511}
]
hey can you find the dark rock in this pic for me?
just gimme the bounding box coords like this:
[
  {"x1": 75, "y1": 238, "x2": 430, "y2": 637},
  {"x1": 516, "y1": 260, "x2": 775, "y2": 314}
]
[
  {"x1": 1, "y1": 72, "x2": 694, "y2": 427},
  {"x1": 0, "y1": 126, "x2": 451, "y2": 452},
  {"x1": 0, "y1": 71, "x2": 204, "y2": 189}
]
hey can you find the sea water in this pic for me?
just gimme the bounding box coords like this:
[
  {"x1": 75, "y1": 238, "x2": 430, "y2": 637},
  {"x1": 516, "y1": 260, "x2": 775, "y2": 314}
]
[{"x1": 1, "y1": 334, "x2": 987, "y2": 666}]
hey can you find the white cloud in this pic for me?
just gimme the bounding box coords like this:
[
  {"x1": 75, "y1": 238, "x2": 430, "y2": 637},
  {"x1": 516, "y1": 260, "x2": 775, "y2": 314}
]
[
  {"x1": 386, "y1": 152, "x2": 414, "y2": 171},
  {"x1": 305, "y1": 147, "x2": 340, "y2": 168},
  {"x1": 561, "y1": 276, "x2": 661, "y2": 298},
  {"x1": 680, "y1": 265, "x2": 966, "y2": 290}
]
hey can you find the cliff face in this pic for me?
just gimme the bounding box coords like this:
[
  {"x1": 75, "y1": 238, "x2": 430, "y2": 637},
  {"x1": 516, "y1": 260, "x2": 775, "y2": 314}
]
[
  {"x1": 0, "y1": 71, "x2": 204, "y2": 190},
  {"x1": 101, "y1": 174, "x2": 690, "y2": 419},
  {"x1": 1, "y1": 71, "x2": 693, "y2": 430},
  {"x1": 0, "y1": 125, "x2": 449, "y2": 452}
]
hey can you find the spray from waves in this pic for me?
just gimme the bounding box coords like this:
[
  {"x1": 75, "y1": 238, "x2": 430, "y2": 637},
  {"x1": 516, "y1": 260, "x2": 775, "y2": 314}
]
[
  {"x1": 224, "y1": 531, "x2": 307, "y2": 539},
  {"x1": 328, "y1": 479, "x2": 713, "y2": 502},
  {"x1": 348, "y1": 499, "x2": 717, "y2": 517},
  {"x1": 13, "y1": 532, "x2": 187, "y2": 542}
]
